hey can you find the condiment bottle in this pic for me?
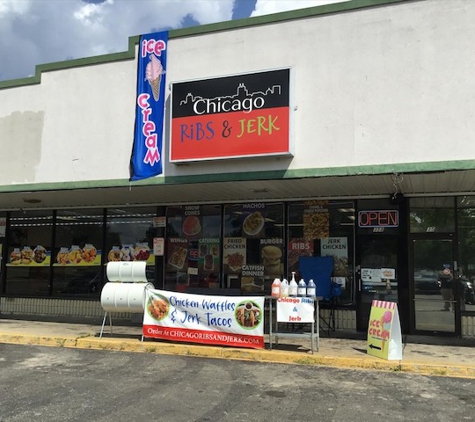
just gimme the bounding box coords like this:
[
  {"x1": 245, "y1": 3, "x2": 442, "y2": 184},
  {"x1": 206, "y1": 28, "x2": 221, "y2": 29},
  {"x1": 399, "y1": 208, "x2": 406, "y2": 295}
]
[
  {"x1": 281, "y1": 278, "x2": 289, "y2": 297},
  {"x1": 271, "y1": 278, "x2": 281, "y2": 297},
  {"x1": 289, "y1": 272, "x2": 298, "y2": 297},
  {"x1": 307, "y1": 279, "x2": 316, "y2": 297},
  {"x1": 298, "y1": 278, "x2": 307, "y2": 297}
]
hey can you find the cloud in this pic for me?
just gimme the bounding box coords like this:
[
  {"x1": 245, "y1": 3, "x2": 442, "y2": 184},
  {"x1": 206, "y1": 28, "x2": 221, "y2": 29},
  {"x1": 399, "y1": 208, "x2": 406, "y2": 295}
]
[
  {"x1": 0, "y1": 0, "x2": 351, "y2": 82},
  {"x1": 251, "y1": 0, "x2": 350, "y2": 17},
  {"x1": 0, "y1": 0, "x2": 234, "y2": 81}
]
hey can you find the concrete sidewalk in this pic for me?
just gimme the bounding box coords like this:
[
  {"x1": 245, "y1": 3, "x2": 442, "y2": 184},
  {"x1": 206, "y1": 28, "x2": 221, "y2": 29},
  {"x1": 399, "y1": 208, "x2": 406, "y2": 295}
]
[{"x1": 1, "y1": 317, "x2": 475, "y2": 379}]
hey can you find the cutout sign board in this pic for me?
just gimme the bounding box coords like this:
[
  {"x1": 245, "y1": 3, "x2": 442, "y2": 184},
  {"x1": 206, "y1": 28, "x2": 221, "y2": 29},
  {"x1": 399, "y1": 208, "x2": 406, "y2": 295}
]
[{"x1": 367, "y1": 300, "x2": 402, "y2": 360}]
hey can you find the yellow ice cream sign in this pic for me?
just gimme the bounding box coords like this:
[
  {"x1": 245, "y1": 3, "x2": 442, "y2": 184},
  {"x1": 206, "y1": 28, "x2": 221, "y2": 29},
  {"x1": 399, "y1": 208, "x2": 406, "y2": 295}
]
[{"x1": 367, "y1": 300, "x2": 402, "y2": 360}]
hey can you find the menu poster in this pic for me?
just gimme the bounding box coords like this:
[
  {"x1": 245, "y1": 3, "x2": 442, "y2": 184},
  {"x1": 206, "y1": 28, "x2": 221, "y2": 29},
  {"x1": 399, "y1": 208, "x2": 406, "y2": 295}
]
[
  {"x1": 198, "y1": 238, "x2": 220, "y2": 273},
  {"x1": 240, "y1": 264, "x2": 265, "y2": 294},
  {"x1": 0, "y1": 217, "x2": 6, "y2": 237},
  {"x1": 320, "y1": 237, "x2": 349, "y2": 277},
  {"x1": 223, "y1": 237, "x2": 246, "y2": 274},
  {"x1": 260, "y1": 240, "x2": 284, "y2": 276},
  {"x1": 182, "y1": 206, "x2": 202, "y2": 237},
  {"x1": 288, "y1": 238, "x2": 313, "y2": 272},
  {"x1": 153, "y1": 237, "x2": 165, "y2": 256},
  {"x1": 167, "y1": 238, "x2": 189, "y2": 271},
  {"x1": 8, "y1": 245, "x2": 52, "y2": 267},
  {"x1": 303, "y1": 200, "x2": 329, "y2": 240},
  {"x1": 153, "y1": 216, "x2": 166, "y2": 228},
  {"x1": 242, "y1": 204, "x2": 266, "y2": 238}
]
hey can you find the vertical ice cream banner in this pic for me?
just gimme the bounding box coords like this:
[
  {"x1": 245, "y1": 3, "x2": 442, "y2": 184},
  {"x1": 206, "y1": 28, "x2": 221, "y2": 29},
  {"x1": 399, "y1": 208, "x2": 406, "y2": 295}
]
[
  {"x1": 130, "y1": 31, "x2": 168, "y2": 181},
  {"x1": 367, "y1": 300, "x2": 403, "y2": 360}
]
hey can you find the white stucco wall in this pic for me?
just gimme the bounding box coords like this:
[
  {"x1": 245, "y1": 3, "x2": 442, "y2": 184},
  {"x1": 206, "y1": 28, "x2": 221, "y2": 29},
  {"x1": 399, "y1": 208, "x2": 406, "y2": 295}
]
[{"x1": 0, "y1": 0, "x2": 474, "y2": 186}]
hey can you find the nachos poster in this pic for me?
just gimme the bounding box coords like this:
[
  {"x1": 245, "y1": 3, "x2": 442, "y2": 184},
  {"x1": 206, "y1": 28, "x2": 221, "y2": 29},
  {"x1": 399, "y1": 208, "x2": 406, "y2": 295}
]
[
  {"x1": 143, "y1": 289, "x2": 265, "y2": 349},
  {"x1": 130, "y1": 31, "x2": 168, "y2": 181},
  {"x1": 170, "y1": 68, "x2": 292, "y2": 162}
]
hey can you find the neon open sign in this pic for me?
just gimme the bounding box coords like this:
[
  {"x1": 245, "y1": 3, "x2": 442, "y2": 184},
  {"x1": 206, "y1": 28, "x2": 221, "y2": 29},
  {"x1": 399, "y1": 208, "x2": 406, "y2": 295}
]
[{"x1": 358, "y1": 210, "x2": 399, "y2": 228}]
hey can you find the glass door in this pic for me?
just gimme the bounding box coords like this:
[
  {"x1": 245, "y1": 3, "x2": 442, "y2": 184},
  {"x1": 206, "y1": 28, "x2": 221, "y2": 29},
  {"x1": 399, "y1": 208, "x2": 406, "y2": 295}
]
[
  {"x1": 356, "y1": 236, "x2": 398, "y2": 331},
  {"x1": 412, "y1": 237, "x2": 456, "y2": 333}
]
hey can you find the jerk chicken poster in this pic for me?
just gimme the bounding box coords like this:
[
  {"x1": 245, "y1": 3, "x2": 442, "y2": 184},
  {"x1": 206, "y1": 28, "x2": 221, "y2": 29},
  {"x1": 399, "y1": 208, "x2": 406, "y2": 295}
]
[
  {"x1": 170, "y1": 68, "x2": 292, "y2": 162},
  {"x1": 130, "y1": 31, "x2": 168, "y2": 181}
]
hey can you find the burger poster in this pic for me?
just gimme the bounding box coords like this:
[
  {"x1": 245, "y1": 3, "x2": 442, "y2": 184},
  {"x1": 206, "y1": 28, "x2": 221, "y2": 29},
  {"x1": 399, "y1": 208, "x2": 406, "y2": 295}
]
[
  {"x1": 143, "y1": 289, "x2": 265, "y2": 349},
  {"x1": 170, "y1": 68, "x2": 291, "y2": 163},
  {"x1": 261, "y1": 243, "x2": 283, "y2": 276}
]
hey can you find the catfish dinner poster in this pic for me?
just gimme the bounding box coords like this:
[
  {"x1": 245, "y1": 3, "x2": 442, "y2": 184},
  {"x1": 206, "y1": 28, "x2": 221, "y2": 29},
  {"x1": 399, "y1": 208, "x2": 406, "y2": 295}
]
[{"x1": 170, "y1": 69, "x2": 292, "y2": 162}]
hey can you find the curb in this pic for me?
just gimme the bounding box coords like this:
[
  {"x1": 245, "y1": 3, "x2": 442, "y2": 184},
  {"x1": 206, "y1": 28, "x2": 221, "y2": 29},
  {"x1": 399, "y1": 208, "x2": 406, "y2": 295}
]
[{"x1": 2, "y1": 333, "x2": 475, "y2": 379}]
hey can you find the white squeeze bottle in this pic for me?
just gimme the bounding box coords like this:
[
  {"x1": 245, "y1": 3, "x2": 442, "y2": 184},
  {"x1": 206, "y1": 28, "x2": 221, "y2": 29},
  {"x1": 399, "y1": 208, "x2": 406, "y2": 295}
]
[
  {"x1": 281, "y1": 278, "x2": 289, "y2": 297},
  {"x1": 307, "y1": 279, "x2": 316, "y2": 297},
  {"x1": 298, "y1": 278, "x2": 307, "y2": 297},
  {"x1": 289, "y1": 272, "x2": 298, "y2": 296},
  {"x1": 271, "y1": 278, "x2": 281, "y2": 297}
]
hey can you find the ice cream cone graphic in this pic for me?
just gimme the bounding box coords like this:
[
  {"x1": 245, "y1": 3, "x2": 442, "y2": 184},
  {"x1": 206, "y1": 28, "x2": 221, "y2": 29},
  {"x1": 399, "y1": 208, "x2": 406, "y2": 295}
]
[
  {"x1": 381, "y1": 311, "x2": 392, "y2": 354},
  {"x1": 145, "y1": 54, "x2": 164, "y2": 101},
  {"x1": 150, "y1": 76, "x2": 161, "y2": 101}
]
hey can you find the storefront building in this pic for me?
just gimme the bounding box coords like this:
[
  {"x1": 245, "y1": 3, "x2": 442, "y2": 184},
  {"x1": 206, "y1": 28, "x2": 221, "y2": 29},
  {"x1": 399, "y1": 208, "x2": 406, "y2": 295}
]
[{"x1": 1, "y1": 0, "x2": 475, "y2": 340}]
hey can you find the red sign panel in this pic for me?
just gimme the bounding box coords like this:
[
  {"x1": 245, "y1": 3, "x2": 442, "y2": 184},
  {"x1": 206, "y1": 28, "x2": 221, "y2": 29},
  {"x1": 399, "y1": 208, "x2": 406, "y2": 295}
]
[
  {"x1": 358, "y1": 210, "x2": 399, "y2": 228},
  {"x1": 170, "y1": 69, "x2": 291, "y2": 162}
]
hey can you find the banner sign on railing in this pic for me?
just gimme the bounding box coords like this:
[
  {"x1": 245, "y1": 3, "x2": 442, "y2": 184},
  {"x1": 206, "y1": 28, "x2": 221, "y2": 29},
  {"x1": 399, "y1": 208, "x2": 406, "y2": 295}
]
[
  {"x1": 143, "y1": 289, "x2": 265, "y2": 349},
  {"x1": 276, "y1": 297, "x2": 314, "y2": 323}
]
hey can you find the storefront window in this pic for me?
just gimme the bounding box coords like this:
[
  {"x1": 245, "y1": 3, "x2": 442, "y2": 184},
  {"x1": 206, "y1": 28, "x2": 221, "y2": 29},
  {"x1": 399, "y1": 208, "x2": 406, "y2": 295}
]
[
  {"x1": 223, "y1": 202, "x2": 284, "y2": 295},
  {"x1": 0, "y1": 211, "x2": 6, "y2": 293},
  {"x1": 6, "y1": 210, "x2": 53, "y2": 296},
  {"x1": 456, "y1": 196, "x2": 475, "y2": 312},
  {"x1": 288, "y1": 200, "x2": 355, "y2": 304},
  {"x1": 52, "y1": 209, "x2": 104, "y2": 297},
  {"x1": 105, "y1": 207, "x2": 157, "y2": 283},
  {"x1": 165, "y1": 205, "x2": 221, "y2": 292},
  {"x1": 410, "y1": 197, "x2": 455, "y2": 233}
]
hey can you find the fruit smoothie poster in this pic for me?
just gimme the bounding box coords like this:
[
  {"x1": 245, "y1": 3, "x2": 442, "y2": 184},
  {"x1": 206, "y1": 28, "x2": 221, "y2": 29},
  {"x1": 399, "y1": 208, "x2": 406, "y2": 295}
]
[{"x1": 130, "y1": 31, "x2": 168, "y2": 181}]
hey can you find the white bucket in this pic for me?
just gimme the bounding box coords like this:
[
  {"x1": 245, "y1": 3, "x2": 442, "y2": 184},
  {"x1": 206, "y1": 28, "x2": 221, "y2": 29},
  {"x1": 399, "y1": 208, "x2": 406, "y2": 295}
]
[
  {"x1": 100, "y1": 282, "x2": 153, "y2": 313},
  {"x1": 106, "y1": 261, "x2": 147, "y2": 283}
]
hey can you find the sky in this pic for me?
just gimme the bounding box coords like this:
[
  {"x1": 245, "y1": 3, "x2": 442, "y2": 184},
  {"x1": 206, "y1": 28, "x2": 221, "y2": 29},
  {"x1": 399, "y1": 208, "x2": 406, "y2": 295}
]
[{"x1": 0, "y1": 0, "x2": 349, "y2": 82}]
